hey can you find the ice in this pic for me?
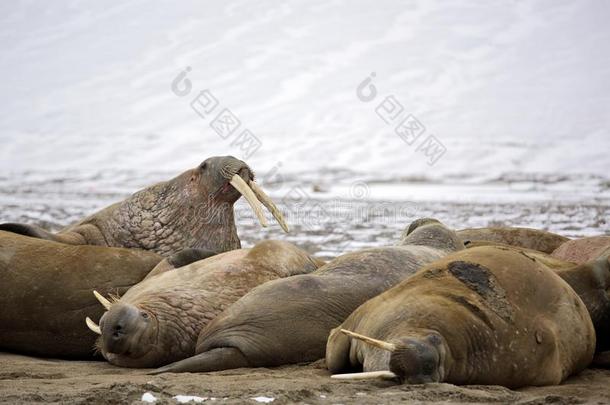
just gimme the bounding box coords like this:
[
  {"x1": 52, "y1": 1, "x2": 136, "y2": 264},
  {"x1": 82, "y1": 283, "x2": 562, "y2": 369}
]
[
  {"x1": 141, "y1": 392, "x2": 158, "y2": 403},
  {"x1": 251, "y1": 397, "x2": 275, "y2": 403},
  {"x1": 173, "y1": 395, "x2": 207, "y2": 403}
]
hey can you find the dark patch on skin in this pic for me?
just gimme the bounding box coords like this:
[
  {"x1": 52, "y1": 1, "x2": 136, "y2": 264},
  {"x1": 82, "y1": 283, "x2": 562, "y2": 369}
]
[
  {"x1": 447, "y1": 261, "x2": 514, "y2": 322},
  {"x1": 446, "y1": 294, "x2": 495, "y2": 330}
]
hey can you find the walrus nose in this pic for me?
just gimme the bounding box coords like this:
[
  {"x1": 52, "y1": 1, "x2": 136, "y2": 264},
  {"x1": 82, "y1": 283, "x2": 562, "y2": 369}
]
[{"x1": 100, "y1": 304, "x2": 140, "y2": 355}]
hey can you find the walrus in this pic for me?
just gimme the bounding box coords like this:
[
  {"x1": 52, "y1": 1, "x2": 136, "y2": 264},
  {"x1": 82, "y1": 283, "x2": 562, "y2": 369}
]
[
  {"x1": 149, "y1": 218, "x2": 464, "y2": 374},
  {"x1": 551, "y1": 236, "x2": 610, "y2": 264},
  {"x1": 0, "y1": 156, "x2": 288, "y2": 257},
  {"x1": 86, "y1": 240, "x2": 323, "y2": 368},
  {"x1": 457, "y1": 226, "x2": 568, "y2": 254},
  {"x1": 326, "y1": 245, "x2": 598, "y2": 388},
  {"x1": 0, "y1": 231, "x2": 164, "y2": 358}
]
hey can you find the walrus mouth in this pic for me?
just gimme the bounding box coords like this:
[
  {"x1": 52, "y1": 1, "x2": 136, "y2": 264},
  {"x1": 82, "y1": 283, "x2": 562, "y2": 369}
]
[
  {"x1": 330, "y1": 329, "x2": 399, "y2": 380},
  {"x1": 229, "y1": 174, "x2": 289, "y2": 233}
]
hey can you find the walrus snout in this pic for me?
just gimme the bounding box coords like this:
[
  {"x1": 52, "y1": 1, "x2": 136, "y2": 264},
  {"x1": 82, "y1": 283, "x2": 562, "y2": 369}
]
[{"x1": 100, "y1": 303, "x2": 149, "y2": 355}]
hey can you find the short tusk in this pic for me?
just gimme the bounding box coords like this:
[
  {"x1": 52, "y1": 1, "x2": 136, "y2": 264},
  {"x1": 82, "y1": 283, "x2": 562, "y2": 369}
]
[
  {"x1": 93, "y1": 290, "x2": 112, "y2": 310},
  {"x1": 341, "y1": 329, "x2": 397, "y2": 352},
  {"x1": 331, "y1": 370, "x2": 398, "y2": 380},
  {"x1": 249, "y1": 180, "x2": 289, "y2": 233},
  {"x1": 230, "y1": 174, "x2": 268, "y2": 228},
  {"x1": 85, "y1": 317, "x2": 102, "y2": 335}
]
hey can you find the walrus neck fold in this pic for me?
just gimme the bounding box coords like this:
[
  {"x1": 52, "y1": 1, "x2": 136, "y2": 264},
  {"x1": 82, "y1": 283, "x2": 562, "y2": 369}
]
[{"x1": 100, "y1": 178, "x2": 240, "y2": 257}]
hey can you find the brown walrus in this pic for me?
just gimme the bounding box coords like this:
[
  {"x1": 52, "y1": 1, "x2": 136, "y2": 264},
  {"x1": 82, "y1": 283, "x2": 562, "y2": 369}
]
[
  {"x1": 326, "y1": 245, "x2": 598, "y2": 388},
  {"x1": 0, "y1": 231, "x2": 163, "y2": 358},
  {"x1": 149, "y1": 218, "x2": 464, "y2": 374},
  {"x1": 86, "y1": 240, "x2": 323, "y2": 368},
  {"x1": 551, "y1": 236, "x2": 610, "y2": 264},
  {"x1": 457, "y1": 226, "x2": 568, "y2": 254},
  {"x1": 0, "y1": 156, "x2": 287, "y2": 257}
]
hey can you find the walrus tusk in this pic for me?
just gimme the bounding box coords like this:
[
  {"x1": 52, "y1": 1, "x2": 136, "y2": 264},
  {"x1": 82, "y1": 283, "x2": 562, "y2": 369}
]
[
  {"x1": 248, "y1": 180, "x2": 289, "y2": 233},
  {"x1": 331, "y1": 370, "x2": 398, "y2": 380},
  {"x1": 85, "y1": 317, "x2": 102, "y2": 335},
  {"x1": 93, "y1": 290, "x2": 112, "y2": 310},
  {"x1": 229, "y1": 174, "x2": 268, "y2": 228},
  {"x1": 340, "y1": 329, "x2": 397, "y2": 352}
]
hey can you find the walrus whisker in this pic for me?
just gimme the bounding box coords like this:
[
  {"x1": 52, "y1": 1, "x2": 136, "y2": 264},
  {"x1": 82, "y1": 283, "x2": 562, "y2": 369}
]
[
  {"x1": 340, "y1": 329, "x2": 397, "y2": 352},
  {"x1": 93, "y1": 290, "x2": 112, "y2": 310},
  {"x1": 229, "y1": 174, "x2": 268, "y2": 228},
  {"x1": 85, "y1": 317, "x2": 102, "y2": 335},
  {"x1": 249, "y1": 180, "x2": 289, "y2": 233},
  {"x1": 331, "y1": 370, "x2": 398, "y2": 380}
]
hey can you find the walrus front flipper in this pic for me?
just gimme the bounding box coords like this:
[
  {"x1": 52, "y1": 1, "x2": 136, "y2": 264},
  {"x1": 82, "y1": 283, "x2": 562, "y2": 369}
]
[
  {"x1": 148, "y1": 347, "x2": 250, "y2": 374},
  {"x1": 144, "y1": 248, "x2": 219, "y2": 280},
  {"x1": 0, "y1": 222, "x2": 87, "y2": 245},
  {"x1": 593, "y1": 351, "x2": 610, "y2": 368}
]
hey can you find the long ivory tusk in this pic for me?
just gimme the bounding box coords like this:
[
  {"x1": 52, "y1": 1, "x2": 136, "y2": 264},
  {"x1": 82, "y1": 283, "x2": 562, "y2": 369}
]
[
  {"x1": 331, "y1": 370, "x2": 398, "y2": 380},
  {"x1": 93, "y1": 290, "x2": 112, "y2": 310},
  {"x1": 85, "y1": 317, "x2": 102, "y2": 335},
  {"x1": 341, "y1": 329, "x2": 397, "y2": 352},
  {"x1": 230, "y1": 174, "x2": 268, "y2": 227},
  {"x1": 249, "y1": 180, "x2": 289, "y2": 233}
]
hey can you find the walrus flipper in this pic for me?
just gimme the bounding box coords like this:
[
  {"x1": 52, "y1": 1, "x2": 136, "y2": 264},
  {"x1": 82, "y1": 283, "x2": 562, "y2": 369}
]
[
  {"x1": 0, "y1": 222, "x2": 86, "y2": 245},
  {"x1": 148, "y1": 347, "x2": 249, "y2": 374}
]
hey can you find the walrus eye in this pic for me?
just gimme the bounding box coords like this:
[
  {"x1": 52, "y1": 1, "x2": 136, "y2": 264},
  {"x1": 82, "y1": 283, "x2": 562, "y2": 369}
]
[
  {"x1": 200, "y1": 162, "x2": 207, "y2": 171},
  {"x1": 141, "y1": 312, "x2": 149, "y2": 319}
]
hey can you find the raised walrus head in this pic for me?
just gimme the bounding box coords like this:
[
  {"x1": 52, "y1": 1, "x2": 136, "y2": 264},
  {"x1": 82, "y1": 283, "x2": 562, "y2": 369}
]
[{"x1": 0, "y1": 156, "x2": 288, "y2": 256}]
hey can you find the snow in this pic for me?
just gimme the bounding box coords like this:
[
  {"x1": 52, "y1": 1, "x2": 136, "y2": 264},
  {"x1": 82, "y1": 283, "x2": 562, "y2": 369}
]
[
  {"x1": 251, "y1": 397, "x2": 275, "y2": 403},
  {"x1": 173, "y1": 395, "x2": 207, "y2": 403},
  {"x1": 0, "y1": 0, "x2": 608, "y2": 183},
  {"x1": 141, "y1": 392, "x2": 158, "y2": 403}
]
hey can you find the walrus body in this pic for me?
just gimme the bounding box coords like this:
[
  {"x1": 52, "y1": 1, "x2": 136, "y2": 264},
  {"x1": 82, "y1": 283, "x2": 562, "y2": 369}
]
[
  {"x1": 0, "y1": 231, "x2": 163, "y2": 358},
  {"x1": 327, "y1": 246, "x2": 597, "y2": 388},
  {"x1": 91, "y1": 240, "x2": 323, "y2": 368},
  {"x1": 457, "y1": 227, "x2": 568, "y2": 254},
  {"x1": 551, "y1": 236, "x2": 610, "y2": 264},
  {"x1": 0, "y1": 156, "x2": 288, "y2": 257},
  {"x1": 151, "y1": 218, "x2": 464, "y2": 374}
]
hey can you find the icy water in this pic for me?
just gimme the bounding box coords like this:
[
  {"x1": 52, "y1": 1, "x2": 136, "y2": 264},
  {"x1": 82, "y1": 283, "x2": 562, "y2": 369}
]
[{"x1": 1, "y1": 171, "x2": 607, "y2": 260}]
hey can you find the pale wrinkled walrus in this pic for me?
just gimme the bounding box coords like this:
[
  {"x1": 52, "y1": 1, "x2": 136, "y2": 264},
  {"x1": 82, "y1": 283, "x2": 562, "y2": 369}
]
[
  {"x1": 457, "y1": 226, "x2": 568, "y2": 254},
  {"x1": 551, "y1": 236, "x2": 610, "y2": 264},
  {"x1": 0, "y1": 231, "x2": 164, "y2": 358},
  {"x1": 0, "y1": 156, "x2": 288, "y2": 257},
  {"x1": 87, "y1": 240, "x2": 323, "y2": 368},
  {"x1": 150, "y1": 218, "x2": 464, "y2": 374},
  {"x1": 327, "y1": 245, "x2": 598, "y2": 388}
]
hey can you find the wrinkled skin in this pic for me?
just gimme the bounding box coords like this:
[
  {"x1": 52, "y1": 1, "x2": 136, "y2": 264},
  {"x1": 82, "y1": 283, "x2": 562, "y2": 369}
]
[
  {"x1": 151, "y1": 218, "x2": 464, "y2": 374},
  {"x1": 0, "y1": 156, "x2": 255, "y2": 257},
  {"x1": 327, "y1": 246, "x2": 597, "y2": 388},
  {"x1": 0, "y1": 231, "x2": 163, "y2": 358},
  {"x1": 94, "y1": 240, "x2": 323, "y2": 368},
  {"x1": 551, "y1": 236, "x2": 610, "y2": 264},
  {"x1": 457, "y1": 227, "x2": 568, "y2": 254}
]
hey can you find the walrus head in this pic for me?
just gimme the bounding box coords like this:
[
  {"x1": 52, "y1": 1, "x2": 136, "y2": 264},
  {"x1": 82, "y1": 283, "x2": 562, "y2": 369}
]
[
  {"x1": 331, "y1": 329, "x2": 449, "y2": 384},
  {"x1": 399, "y1": 218, "x2": 464, "y2": 253},
  {"x1": 86, "y1": 291, "x2": 185, "y2": 367},
  {"x1": 0, "y1": 156, "x2": 288, "y2": 256}
]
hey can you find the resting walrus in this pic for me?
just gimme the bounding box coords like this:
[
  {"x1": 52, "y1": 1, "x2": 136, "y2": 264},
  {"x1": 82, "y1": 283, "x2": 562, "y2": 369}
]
[
  {"x1": 150, "y1": 218, "x2": 464, "y2": 374},
  {"x1": 87, "y1": 240, "x2": 323, "y2": 368},
  {"x1": 457, "y1": 226, "x2": 568, "y2": 254},
  {"x1": 0, "y1": 231, "x2": 163, "y2": 358},
  {"x1": 0, "y1": 156, "x2": 287, "y2": 257},
  {"x1": 326, "y1": 245, "x2": 598, "y2": 388}
]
